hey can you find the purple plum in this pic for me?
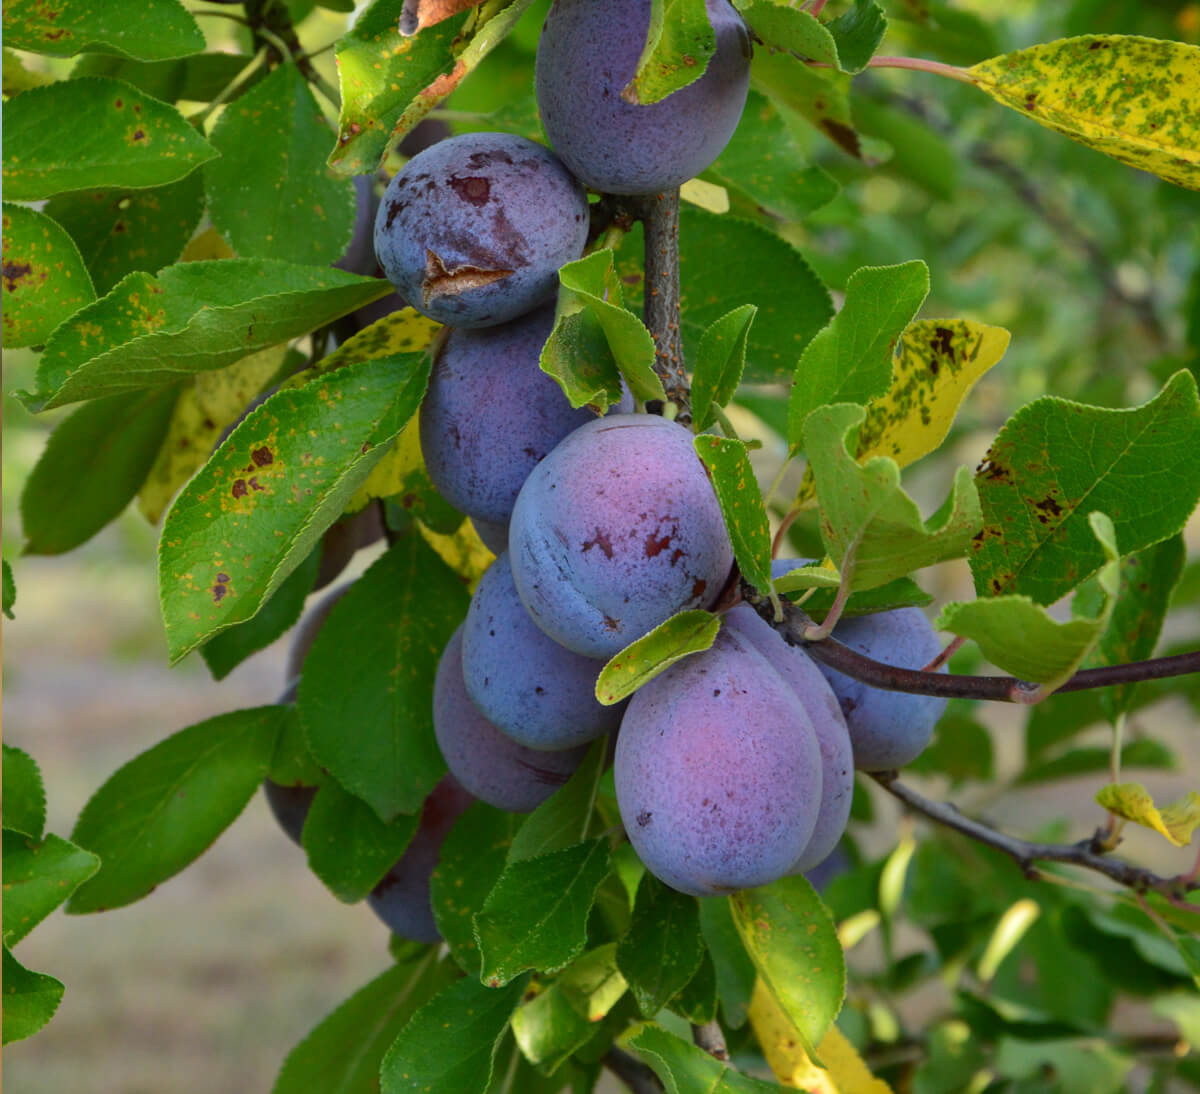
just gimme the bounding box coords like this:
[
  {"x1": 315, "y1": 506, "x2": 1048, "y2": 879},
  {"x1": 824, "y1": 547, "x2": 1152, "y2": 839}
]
[{"x1": 262, "y1": 780, "x2": 317, "y2": 847}]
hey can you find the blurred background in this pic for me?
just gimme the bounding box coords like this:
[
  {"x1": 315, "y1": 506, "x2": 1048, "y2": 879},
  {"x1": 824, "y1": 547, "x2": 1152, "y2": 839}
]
[{"x1": 5, "y1": 0, "x2": 1200, "y2": 1090}]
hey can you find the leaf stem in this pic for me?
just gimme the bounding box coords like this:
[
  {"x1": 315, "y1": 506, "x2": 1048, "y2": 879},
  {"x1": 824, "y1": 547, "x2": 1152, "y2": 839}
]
[
  {"x1": 191, "y1": 47, "x2": 270, "y2": 127},
  {"x1": 803, "y1": 545, "x2": 856, "y2": 640},
  {"x1": 865, "y1": 55, "x2": 976, "y2": 84}
]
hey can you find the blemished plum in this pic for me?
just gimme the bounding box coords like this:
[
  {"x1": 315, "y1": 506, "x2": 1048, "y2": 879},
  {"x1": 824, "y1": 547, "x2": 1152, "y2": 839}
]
[
  {"x1": 367, "y1": 774, "x2": 474, "y2": 942},
  {"x1": 724, "y1": 604, "x2": 853, "y2": 875},
  {"x1": 509, "y1": 415, "x2": 734, "y2": 659},
  {"x1": 535, "y1": 0, "x2": 751, "y2": 195},
  {"x1": 419, "y1": 302, "x2": 598, "y2": 525},
  {"x1": 614, "y1": 627, "x2": 823, "y2": 896},
  {"x1": 462, "y1": 553, "x2": 624, "y2": 750},
  {"x1": 816, "y1": 608, "x2": 947, "y2": 771},
  {"x1": 434, "y1": 627, "x2": 588, "y2": 812},
  {"x1": 374, "y1": 132, "x2": 589, "y2": 328}
]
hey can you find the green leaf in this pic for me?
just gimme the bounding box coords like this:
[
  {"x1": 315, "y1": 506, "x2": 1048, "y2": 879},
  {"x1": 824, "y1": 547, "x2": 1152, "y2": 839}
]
[
  {"x1": 692, "y1": 304, "x2": 756, "y2": 431},
  {"x1": 431, "y1": 803, "x2": 523, "y2": 976},
  {"x1": 670, "y1": 949, "x2": 718, "y2": 1023},
  {"x1": 907, "y1": 712, "x2": 994, "y2": 785},
  {"x1": 380, "y1": 974, "x2": 528, "y2": 1094},
  {"x1": 1, "y1": 947, "x2": 64, "y2": 1045},
  {"x1": 332, "y1": 1, "x2": 535, "y2": 175},
  {"x1": 596, "y1": 610, "x2": 720, "y2": 706},
  {"x1": 206, "y1": 64, "x2": 356, "y2": 266},
  {"x1": 851, "y1": 92, "x2": 959, "y2": 199},
  {"x1": 616, "y1": 874, "x2": 704, "y2": 1017},
  {"x1": 1017, "y1": 739, "x2": 1176, "y2": 785},
  {"x1": 705, "y1": 91, "x2": 839, "y2": 223},
  {"x1": 544, "y1": 250, "x2": 663, "y2": 410},
  {"x1": 69, "y1": 51, "x2": 259, "y2": 103},
  {"x1": 796, "y1": 574, "x2": 934, "y2": 622},
  {"x1": 1077, "y1": 534, "x2": 1186, "y2": 722},
  {"x1": 969, "y1": 36, "x2": 1200, "y2": 192},
  {"x1": 509, "y1": 982, "x2": 596, "y2": 1075},
  {"x1": 200, "y1": 546, "x2": 322, "y2": 681},
  {"x1": 475, "y1": 839, "x2": 612, "y2": 987},
  {"x1": 2, "y1": 77, "x2": 216, "y2": 201},
  {"x1": 939, "y1": 512, "x2": 1120, "y2": 688},
  {"x1": 992, "y1": 1037, "x2": 1132, "y2": 1094},
  {"x1": 2, "y1": 746, "x2": 46, "y2": 840},
  {"x1": 699, "y1": 896, "x2": 756, "y2": 1029},
  {"x1": 622, "y1": 1022, "x2": 779, "y2": 1093},
  {"x1": 787, "y1": 261, "x2": 930, "y2": 452},
  {"x1": 557, "y1": 943, "x2": 629, "y2": 1022},
  {"x1": 301, "y1": 780, "x2": 421, "y2": 903},
  {"x1": 729, "y1": 874, "x2": 845, "y2": 1057},
  {"x1": 67, "y1": 706, "x2": 285, "y2": 913},
  {"x1": 2, "y1": 47, "x2": 54, "y2": 95},
  {"x1": 826, "y1": 0, "x2": 888, "y2": 73},
  {"x1": 970, "y1": 370, "x2": 1200, "y2": 604},
  {"x1": 3, "y1": 0, "x2": 203, "y2": 60},
  {"x1": 740, "y1": 2, "x2": 839, "y2": 66},
  {"x1": 2, "y1": 830, "x2": 100, "y2": 945},
  {"x1": 751, "y1": 50, "x2": 867, "y2": 160},
  {"x1": 269, "y1": 705, "x2": 324, "y2": 787},
  {"x1": 272, "y1": 951, "x2": 454, "y2": 1094},
  {"x1": 44, "y1": 173, "x2": 205, "y2": 295},
  {"x1": 507, "y1": 739, "x2": 607, "y2": 864},
  {"x1": 2, "y1": 560, "x2": 14, "y2": 619},
  {"x1": 625, "y1": 0, "x2": 717, "y2": 105},
  {"x1": 23, "y1": 259, "x2": 390, "y2": 411},
  {"x1": 805, "y1": 403, "x2": 981, "y2": 592},
  {"x1": 20, "y1": 385, "x2": 178, "y2": 555},
  {"x1": 694, "y1": 435, "x2": 772, "y2": 592},
  {"x1": 158, "y1": 352, "x2": 431, "y2": 662},
  {"x1": 298, "y1": 537, "x2": 466, "y2": 822},
  {"x1": 1, "y1": 202, "x2": 96, "y2": 348}
]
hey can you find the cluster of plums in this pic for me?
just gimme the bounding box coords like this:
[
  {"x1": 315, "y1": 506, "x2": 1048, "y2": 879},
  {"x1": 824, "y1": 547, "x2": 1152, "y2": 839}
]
[{"x1": 261, "y1": 0, "x2": 948, "y2": 936}]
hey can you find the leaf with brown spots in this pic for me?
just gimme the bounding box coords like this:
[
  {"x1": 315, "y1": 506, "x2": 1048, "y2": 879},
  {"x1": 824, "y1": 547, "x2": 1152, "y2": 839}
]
[
  {"x1": 158, "y1": 350, "x2": 431, "y2": 663},
  {"x1": 1, "y1": 202, "x2": 95, "y2": 348},
  {"x1": 969, "y1": 35, "x2": 1200, "y2": 191},
  {"x1": 970, "y1": 370, "x2": 1200, "y2": 605},
  {"x1": 400, "y1": 0, "x2": 483, "y2": 34},
  {"x1": 2, "y1": 77, "x2": 216, "y2": 201},
  {"x1": 3, "y1": 0, "x2": 203, "y2": 61},
  {"x1": 624, "y1": 0, "x2": 718, "y2": 106},
  {"x1": 595, "y1": 609, "x2": 720, "y2": 706},
  {"x1": 694, "y1": 434, "x2": 773, "y2": 593}
]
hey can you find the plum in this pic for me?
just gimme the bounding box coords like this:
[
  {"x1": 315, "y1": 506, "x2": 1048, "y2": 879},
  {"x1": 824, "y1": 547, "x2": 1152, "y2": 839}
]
[
  {"x1": 313, "y1": 506, "x2": 384, "y2": 591},
  {"x1": 724, "y1": 604, "x2": 853, "y2": 875},
  {"x1": 461, "y1": 553, "x2": 624, "y2": 750},
  {"x1": 374, "y1": 132, "x2": 589, "y2": 328},
  {"x1": 535, "y1": 0, "x2": 751, "y2": 195},
  {"x1": 614, "y1": 627, "x2": 823, "y2": 896},
  {"x1": 816, "y1": 608, "x2": 947, "y2": 771},
  {"x1": 509, "y1": 415, "x2": 733, "y2": 659},
  {"x1": 434, "y1": 627, "x2": 588, "y2": 811},
  {"x1": 419, "y1": 301, "x2": 599, "y2": 525},
  {"x1": 471, "y1": 517, "x2": 510, "y2": 556},
  {"x1": 262, "y1": 780, "x2": 316, "y2": 847},
  {"x1": 367, "y1": 774, "x2": 474, "y2": 942}
]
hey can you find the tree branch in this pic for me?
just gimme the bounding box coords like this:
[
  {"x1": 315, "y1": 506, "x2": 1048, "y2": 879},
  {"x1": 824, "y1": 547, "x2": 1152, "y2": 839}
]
[
  {"x1": 741, "y1": 579, "x2": 1200, "y2": 703},
  {"x1": 605, "y1": 1047, "x2": 664, "y2": 1094},
  {"x1": 632, "y1": 189, "x2": 691, "y2": 424},
  {"x1": 871, "y1": 771, "x2": 1199, "y2": 899},
  {"x1": 692, "y1": 1020, "x2": 731, "y2": 1061}
]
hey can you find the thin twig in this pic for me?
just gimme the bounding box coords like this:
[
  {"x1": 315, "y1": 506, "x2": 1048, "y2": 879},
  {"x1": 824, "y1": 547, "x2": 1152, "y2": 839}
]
[
  {"x1": 605, "y1": 1047, "x2": 664, "y2": 1094},
  {"x1": 692, "y1": 1020, "x2": 731, "y2": 1062},
  {"x1": 742, "y1": 579, "x2": 1200, "y2": 703},
  {"x1": 871, "y1": 771, "x2": 1198, "y2": 899}
]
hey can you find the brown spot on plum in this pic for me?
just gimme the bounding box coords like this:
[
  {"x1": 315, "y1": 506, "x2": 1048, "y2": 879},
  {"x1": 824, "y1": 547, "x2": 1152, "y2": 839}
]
[
  {"x1": 644, "y1": 530, "x2": 673, "y2": 557},
  {"x1": 422, "y1": 249, "x2": 513, "y2": 301},
  {"x1": 448, "y1": 175, "x2": 490, "y2": 205},
  {"x1": 636, "y1": 811, "x2": 652, "y2": 827},
  {"x1": 691, "y1": 578, "x2": 708, "y2": 600},
  {"x1": 582, "y1": 529, "x2": 614, "y2": 559},
  {"x1": 602, "y1": 615, "x2": 620, "y2": 631},
  {"x1": 251, "y1": 446, "x2": 273, "y2": 467}
]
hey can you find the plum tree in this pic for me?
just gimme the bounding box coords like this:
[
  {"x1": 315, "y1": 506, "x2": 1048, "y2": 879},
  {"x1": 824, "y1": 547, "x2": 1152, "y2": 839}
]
[
  {"x1": 535, "y1": 0, "x2": 751, "y2": 194},
  {"x1": 724, "y1": 605, "x2": 854, "y2": 874},
  {"x1": 419, "y1": 301, "x2": 600, "y2": 528},
  {"x1": 614, "y1": 627, "x2": 823, "y2": 896},
  {"x1": 373, "y1": 132, "x2": 589, "y2": 328},
  {"x1": 433, "y1": 627, "x2": 589, "y2": 811},
  {"x1": 816, "y1": 608, "x2": 948, "y2": 771},
  {"x1": 509, "y1": 415, "x2": 734, "y2": 659},
  {"x1": 367, "y1": 775, "x2": 474, "y2": 942},
  {"x1": 461, "y1": 552, "x2": 625, "y2": 750}
]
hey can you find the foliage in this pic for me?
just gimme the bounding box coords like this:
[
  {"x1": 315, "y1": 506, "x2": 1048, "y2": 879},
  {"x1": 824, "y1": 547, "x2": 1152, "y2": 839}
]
[{"x1": 3, "y1": 1, "x2": 1199, "y2": 1091}]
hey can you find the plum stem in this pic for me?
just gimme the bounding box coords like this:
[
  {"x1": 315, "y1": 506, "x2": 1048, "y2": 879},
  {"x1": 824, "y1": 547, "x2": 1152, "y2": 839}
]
[
  {"x1": 742, "y1": 578, "x2": 1200, "y2": 703},
  {"x1": 921, "y1": 634, "x2": 965, "y2": 673},
  {"x1": 632, "y1": 189, "x2": 692, "y2": 425},
  {"x1": 871, "y1": 771, "x2": 1199, "y2": 900},
  {"x1": 802, "y1": 545, "x2": 856, "y2": 640}
]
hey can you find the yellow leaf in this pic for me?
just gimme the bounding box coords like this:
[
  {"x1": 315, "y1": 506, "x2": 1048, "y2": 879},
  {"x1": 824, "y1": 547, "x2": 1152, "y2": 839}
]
[
  {"x1": 681, "y1": 178, "x2": 731, "y2": 214},
  {"x1": 286, "y1": 307, "x2": 442, "y2": 391},
  {"x1": 750, "y1": 980, "x2": 894, "y2": 1093},
  {"x1": 796, "y1": 319, "x2": 1008, "y2": 505},
  {"x1": 1095, "y1": 782, "x2": 1200, "y2": 847},
  {"x1": 138, "y1": 344, "x2": 286, "y2": 523},
  {"x1": 969, "y1": 36, "x2": 1200, "y2": 192},
  {"x1": 418, "y1": 518, "x2": 494, "y2": 590}
]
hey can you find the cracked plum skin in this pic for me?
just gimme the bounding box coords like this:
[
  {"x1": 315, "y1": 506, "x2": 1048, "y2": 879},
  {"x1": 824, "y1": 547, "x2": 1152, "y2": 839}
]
[
  {"x1": 462, "y1": 552, "x2": 624, "y2": 751},
  {"x1": 367, "y1": 774, "x2": 474, "y2": 942},
  {"x1": 419, "y1": 301, "x2": 600, "y2": 525},
  {"x1": 509, "y1": 415, "x2": 734, "y2": 660},
  {"x1": 614, "y1": 627, "x2": 823, "y2": 897},
  {"x1": 816, "y1": 608, "x2": 948, "y2": 771},
  {"x1": 434, "y1": 627, "x2": 589, "y2": 812},
  {"x1": 535, "y1": 0, "x2": 751, "y2": 195},
  {"x1": 724, "y1": 604, "x2": 854, "y2": 875},
  {"x1": 373, "y1": 132, "x2": 589, "y2": 328}
]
